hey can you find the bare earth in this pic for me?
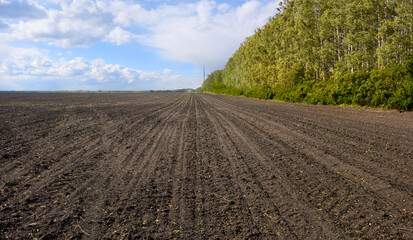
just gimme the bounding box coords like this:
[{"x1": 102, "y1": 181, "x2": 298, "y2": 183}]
[{"x1": 0, "y1": 92, "x2": 412, "y2": 239}]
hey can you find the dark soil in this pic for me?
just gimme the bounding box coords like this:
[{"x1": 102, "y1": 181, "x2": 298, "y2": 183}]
[{"x1": 0, "y1": 92, "x2": 412, "y2": 239}]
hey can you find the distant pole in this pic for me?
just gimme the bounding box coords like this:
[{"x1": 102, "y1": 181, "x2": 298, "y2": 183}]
[{"x1": 203, "y1": 67, "x2": 206, "y2": 92}]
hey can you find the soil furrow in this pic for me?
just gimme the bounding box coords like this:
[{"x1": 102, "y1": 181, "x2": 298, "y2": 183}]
[
  {"x1": 200, "y1": 94, "x2": 412, "y2": 238},
  {"x1": 198, "y1": 95, "x2": 343, "y2": 239},
  {"x1": 1, "y1": 92, "x2": 412, "y2": 239}
]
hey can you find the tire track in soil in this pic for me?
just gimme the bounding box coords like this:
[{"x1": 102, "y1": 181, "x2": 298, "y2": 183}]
[
  {"x1": 200, "y1": 93, "x2": 413, "y2": 239},
  {"x1": 1, "y1": 92, "x2": 412, "y2": 239},
  {"x1": 204, "y1": 94, "x2": 413, "y2": 208},
  {"x1": 0, "y1": 94, "x2": 186, "y2": 205},
  {"x1": 201, "y1": 101, "x2": 293, "y2": 238},
  {"x1": 60, "y1": 94, "x2": 190, "y2": 238},
  {"x1": 202, "y1": 94, "x2": 413, "y2": 201},
  {"x1": 197, "y1": 95, "x2": 341, "y2": 239},
  {"x1": 1, "y1": 93, "x2": 190, "y2": 239},
  {"x1": 76, "y1": 94, "x2": 192, "y2": 239},
  {"x1": 192, "y1": 96, "x2": 258, "y2": 238},
  {"x1": 166, "y1": 94, "x2": 198, "y2": 239},
  {"x1": 209, "y1": 94, "x2": 413, "y2": 179}
]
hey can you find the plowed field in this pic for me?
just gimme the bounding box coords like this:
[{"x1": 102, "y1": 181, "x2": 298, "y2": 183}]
[{"x1": 1, "y1": 93, "x2": 412, "y2": 239}]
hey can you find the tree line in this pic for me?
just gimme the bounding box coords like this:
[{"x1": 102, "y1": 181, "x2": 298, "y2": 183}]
[{"x1": 201, "y1": 0, "x2": 413, "y2": 110}]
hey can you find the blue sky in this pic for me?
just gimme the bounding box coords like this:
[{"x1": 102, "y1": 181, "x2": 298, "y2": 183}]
[{"x1": 0, "y1": 0, "x2": 280, "y2": 91}]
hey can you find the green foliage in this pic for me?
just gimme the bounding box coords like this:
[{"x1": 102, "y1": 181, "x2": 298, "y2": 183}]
[
  {"x1": 201, "y1": 70, "x2": 224, "y2": 92},
  {"x1": 281, "y1": 62, "x2": 413, "y2": 111},
  {"x1": 243, "y1": 85, "x2": 275, "y2": 100},
  {"x1": 201, "y1": 0, "x2": 413, "y2": 110}
]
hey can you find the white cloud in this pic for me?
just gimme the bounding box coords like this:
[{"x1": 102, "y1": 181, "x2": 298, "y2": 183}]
[
  {"x1": 0, "y1": 44, "x2": 192, "y2": 90},
  {"x1": 217, "y1": 3, "x2": 230, "y2": 13},
  {"x1": 0, "y1": 43, "x2": 50, "y2": 75},
  {"x1": 103, "y1": 0, "x2": 278, "y2": 69},
  {"x1": 11, "y1": 0, "x2": 114, "y2": 47},
  {"x1": 103, "y1": 26, "x2": 133, "y2": 45},
  {"x1": 137, "y1": 0, "x2": 279, "y2": 69},
  {"x1": 97, "y1": 0, "x2": 158, "y2": 26},
  {"x1": 1, "y1": 0, "x2": 279, "y2": 90},
  {"x1": 0, "y1": 0, "x2": 47, "y2": 19},
  {"x1": 0, "y1": 19, "x2": 9, "y2": 28},
  {"x1": 196, "y1": 0, "x2": 215, "y2": 28},
  {"x1": 163, "y1": 68, "x2": 172, "y2": 75},
  {"x1": 9, "y1": 0, "x2": 279, "y2": 68}
]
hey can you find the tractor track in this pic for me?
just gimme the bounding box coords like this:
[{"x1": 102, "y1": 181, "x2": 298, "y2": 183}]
[{"x1": 0, "y1": 92, "x2": 412, "y2": 239}]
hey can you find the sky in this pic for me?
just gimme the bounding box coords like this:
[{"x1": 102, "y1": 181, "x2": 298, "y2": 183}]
[{"x1": 0, "y1": 0, "x2": 280, "y2": 91}]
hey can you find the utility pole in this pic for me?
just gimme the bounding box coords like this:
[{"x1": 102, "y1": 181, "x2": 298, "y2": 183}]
[{"x1": 203, "y1": 67, "x2": 205, "y2": 92}]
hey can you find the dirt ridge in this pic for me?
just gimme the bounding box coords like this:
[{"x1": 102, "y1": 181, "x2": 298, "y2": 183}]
[{"x1": 1, "y1": 93, "x2": 412, "y2": 239}]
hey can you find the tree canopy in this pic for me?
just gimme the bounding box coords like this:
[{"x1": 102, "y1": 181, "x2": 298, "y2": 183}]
[{"x1": 202, "y1": 0, "x2": 413, "y2": 110}]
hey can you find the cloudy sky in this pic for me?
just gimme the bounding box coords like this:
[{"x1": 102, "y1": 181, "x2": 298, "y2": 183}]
[{"x1": 0, "y1": 0, "x2": 279, "y2": 91}]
